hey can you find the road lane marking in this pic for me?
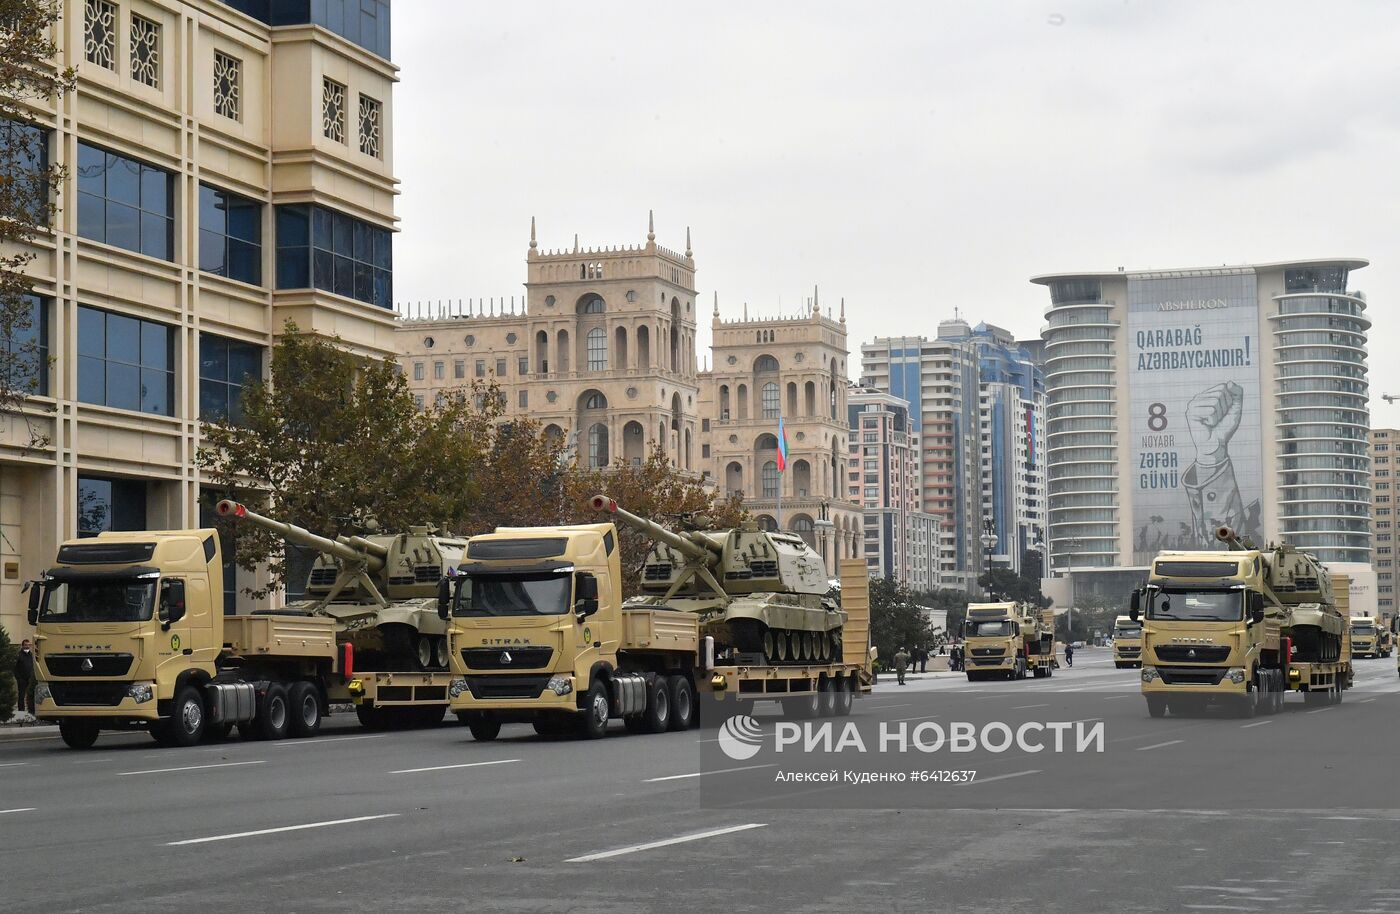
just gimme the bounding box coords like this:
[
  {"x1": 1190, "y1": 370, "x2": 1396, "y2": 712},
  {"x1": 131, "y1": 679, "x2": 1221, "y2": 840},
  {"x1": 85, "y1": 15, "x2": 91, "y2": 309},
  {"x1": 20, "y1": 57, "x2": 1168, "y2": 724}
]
[
  {"x1": 118, "y1": 760, "x2": 266, "y2": 777},
  {"x1": 566, "y1": 823, "x2": 766, "y2": 862},
  {"x1": 167, "y1": 813, "x2": 400, "y2": 846},
  {"x1": 965, "y1": 769, "x2": 1040, "y2": 786},
  {"x1": 1136, "y1": 740, "x2": 1184, "y2": 752},
  {"x1": 389, "y1": 759, "x2": 519, "y2": 774},
  {"x1": 1240, "y1": 720, "x2": 1273, "y2": 729},
  {"x1": 0, "y1": 808, "x2": 36, "y2": 815},
  {"x1": 1305, "y1": 707, "x2": 1332, "y2": 715},
  {"x1": 867, "y1": 703, "x2": 911, "y2": 710},
  {"x1": 0, "y1": 762, "x2": 29, "y2": 768},
  {"x1": 645, "y1": 764, "x2": 775, "y2": 783},
  {"x1": 1102, "y1": 695, "x2": 1133, "y2": 700},
  {"x1": 272, "y1": 734, "x2": 391, "y2": 747},
  {"x1": 1359, "y1": 698, "x2": 1377, "y2": 704},
  {"x1": 891, "y1": 714, "x2": 941, "y2": 723}
]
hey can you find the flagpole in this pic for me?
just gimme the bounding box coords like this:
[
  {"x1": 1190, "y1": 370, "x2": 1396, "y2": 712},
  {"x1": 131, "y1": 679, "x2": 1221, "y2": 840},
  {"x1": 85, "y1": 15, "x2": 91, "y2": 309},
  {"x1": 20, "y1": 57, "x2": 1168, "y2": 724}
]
[{"x1": 777, "y1": 413, "x2": 784, "y2": 529}]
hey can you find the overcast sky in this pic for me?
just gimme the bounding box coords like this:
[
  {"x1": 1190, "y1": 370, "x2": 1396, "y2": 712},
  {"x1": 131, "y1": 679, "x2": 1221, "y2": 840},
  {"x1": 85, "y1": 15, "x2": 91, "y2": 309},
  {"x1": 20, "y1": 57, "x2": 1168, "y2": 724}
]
[{"x1": 393, "y1": 0, "x2": 1400, "y2": 413}]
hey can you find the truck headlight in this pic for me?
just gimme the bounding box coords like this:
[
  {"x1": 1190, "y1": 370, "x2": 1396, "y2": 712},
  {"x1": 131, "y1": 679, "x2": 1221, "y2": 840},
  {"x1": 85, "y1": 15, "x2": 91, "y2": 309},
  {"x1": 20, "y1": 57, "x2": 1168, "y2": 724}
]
[
  {"x1": 1141, "y1": 666, "x2": 1159, "y2": 683},
  {"x1": 33, "y1": 681, "x2": 51, "y2": 705},
  {"x1": 126, "y1": 682, "x2": 154, "y2": 704},
  {"x1": 447, "y1": 678, "x2": 468, "y2": 699},
  {"x1": 546, "y1": 675, "x2": 573, "y2": 696},
  {"x1": 1226, "y1": 667, "x2": 1247, "y2": 685}
]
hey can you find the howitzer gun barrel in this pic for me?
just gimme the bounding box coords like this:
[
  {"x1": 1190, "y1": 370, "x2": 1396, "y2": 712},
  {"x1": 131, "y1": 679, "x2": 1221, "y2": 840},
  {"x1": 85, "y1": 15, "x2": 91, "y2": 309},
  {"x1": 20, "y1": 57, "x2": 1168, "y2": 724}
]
[
  {"x1": 1215, "y1": 525, "x2": 1246, "y2": 551},
  {"x1": 589, "y1": 494, "x2": 716, "y2": 565},
  {"x1": 215, "y1": 500, "x2": 386, "y2": 571},
  {"x1": 339, "y1": 533, "x2": 391, "y2": 559}
]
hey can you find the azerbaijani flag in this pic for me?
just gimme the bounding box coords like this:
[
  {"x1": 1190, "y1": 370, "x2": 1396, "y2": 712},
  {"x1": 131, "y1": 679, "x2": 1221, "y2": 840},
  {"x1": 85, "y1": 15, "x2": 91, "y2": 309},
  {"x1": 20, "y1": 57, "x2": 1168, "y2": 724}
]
[{"x1": 776, "y1": 417, "x2": 789, "y2": 472}]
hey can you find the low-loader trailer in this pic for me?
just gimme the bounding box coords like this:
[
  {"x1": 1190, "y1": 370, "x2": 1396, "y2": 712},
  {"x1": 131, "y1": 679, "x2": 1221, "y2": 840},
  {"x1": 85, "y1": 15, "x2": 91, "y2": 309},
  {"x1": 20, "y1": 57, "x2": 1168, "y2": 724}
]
[
  {"x1": 28, "y1": 528, "x2": 447, "y2": 749},
  {"x1": 1132, "y1": 525, "x2": 1351, "y2": 719}
]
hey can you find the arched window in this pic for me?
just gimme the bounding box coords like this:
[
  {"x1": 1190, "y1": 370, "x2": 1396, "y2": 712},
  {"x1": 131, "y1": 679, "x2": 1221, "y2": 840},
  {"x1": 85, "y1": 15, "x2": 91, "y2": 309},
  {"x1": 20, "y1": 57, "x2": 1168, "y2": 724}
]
[
  {"x1": 580, "y1": 295, "x2": 605, "y2": 314},
  {"x1": 587, "y1": 327, "x2": 607, "y2": 370},
  {"x1": 588, "y1": 423, "x2": 609, "y2": 468},
  {"x1": 757, "y1": 514, "x2": 778, "y2": 532},
  {"x1": 791, "y1": 515, "x2": 815, "y2": 548},
  {"x1": 755, "y1": 354, "x2": 779, "y2": 373},
  {"x1": 761, "y1": 460, "x2": 779, "y2": 498},
  {"x1": 761, "y1": 382, "x2": 780, "y2": 419},
  {"x1": 585, "y1": 393, "x2": 606, "y2": 409}
]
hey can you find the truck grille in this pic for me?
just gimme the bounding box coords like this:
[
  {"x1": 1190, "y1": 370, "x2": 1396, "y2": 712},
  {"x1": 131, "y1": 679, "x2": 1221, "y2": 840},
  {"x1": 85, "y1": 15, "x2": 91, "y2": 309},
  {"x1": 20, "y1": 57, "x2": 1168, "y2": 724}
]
[
  {"x1": 1154, "y1": 645, "x2": 1229, "y2": 664},
  {"x1": 1157, "y1": 666, "x2": 1228, "y2": 686},
  {"x1": 1117, "y1": 647, "x2": 1142, "y2": 656},
  {"x1": 49, "y1": 681, "x2": 128, "y2": 706},
  {"x1": 971, "y1": 647, "x2": 1006, "y2": 658},
  {"x1": 45, "y1": 653, "x2": 134, "y2": 677},
  {"x1": 460, "y1": 647, "x2": 555, "y2": 670},
  {"x1": 465, "y1": 675, "x2": 552, "y2": 700}
]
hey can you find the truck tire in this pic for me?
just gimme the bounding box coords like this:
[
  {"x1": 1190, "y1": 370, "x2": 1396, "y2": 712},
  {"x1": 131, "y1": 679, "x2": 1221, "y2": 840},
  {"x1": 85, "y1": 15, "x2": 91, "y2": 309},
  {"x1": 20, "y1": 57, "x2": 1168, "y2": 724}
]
[
  {"x1": 1330, "y1": 678, "x2": 1344, "y2": 705},
  {"x1": 783, "y1": 690, "x2": 821, "y2": 720},
  {"x1": 289, "y1": 682, "x2": 322, "y2": 738},
  {"x1": 641, "y1": 677, "x2": 671, "y2": 733},
  {"x1": 468, "y1": 715, "x2": 502, "y2": 741},
  {"x1": 167, "y1": 686, "x2": 208, "y2": 747},
  {"x1": 1145, "y1": 695, "x2": 1168, "y2": 718},
  {"x1": 1233, "y1": 689, "x2": 1256, "y2": 719},
  {"x1": 59, "y1": 719, "x2": 99, "y2": 750},
  {"x1": 534, "y1": 715, "x2": 571, "y2": 738},
  {"x1": 833, "y1": 675, "x2": 855, "y2": 716},
  {"x1": 576, "y1": 681, "x2": 610, "y2": 740},
  {"x1": 356, "y1": 704, "x2": 387, "y2": 731},
  {"x1": 667, "y1": 675, "x2": 696, "y2": 731},
  {"x1": 817, "y1": 677, "x2": 837, "y2": 717},
  {"x1": 259, "y1": 684, "x2": 292, "y2": 740}
]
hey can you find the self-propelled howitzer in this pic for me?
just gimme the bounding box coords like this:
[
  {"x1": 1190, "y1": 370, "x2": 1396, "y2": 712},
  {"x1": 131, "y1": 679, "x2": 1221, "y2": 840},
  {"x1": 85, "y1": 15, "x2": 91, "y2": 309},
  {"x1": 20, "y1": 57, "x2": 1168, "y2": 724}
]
[
  {"x1": 589, "y1": 494, "x2": 845, "y2": 664},
  {"x1": 215, "y1": 500, "x2": 467, "y2": 670}
]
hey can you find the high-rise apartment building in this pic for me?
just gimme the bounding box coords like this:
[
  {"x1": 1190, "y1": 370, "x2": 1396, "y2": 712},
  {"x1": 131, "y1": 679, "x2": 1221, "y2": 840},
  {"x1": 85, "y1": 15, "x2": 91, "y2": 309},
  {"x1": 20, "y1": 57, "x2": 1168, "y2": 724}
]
[
  {"x1": 846, "y1": 385, "x2": 940, "y2": 590},
  {"x1": 861, "y1": 320, "x2": 1046, "y2": 591},
  {"x1": 697, "y1": 301, "x2": 861, "y2": 570},
  {"x1": 2, "y1": 0, "x2": 399, "y2": 633},
  {"x1": 1034, "y1": 259, "x2": 1372, "y2": 608},
  {"x1": 397, "y1": 217, "x2": 701, "y2": 472},
  {"x1": 1371, "y1": 428, "x2": 1396, "y2": 622}
]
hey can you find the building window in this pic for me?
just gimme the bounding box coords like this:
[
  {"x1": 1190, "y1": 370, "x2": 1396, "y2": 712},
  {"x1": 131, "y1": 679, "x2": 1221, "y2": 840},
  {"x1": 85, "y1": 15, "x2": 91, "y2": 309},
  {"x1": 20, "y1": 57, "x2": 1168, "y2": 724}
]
[
  {"x1": 213, "y1": 51, "x2": 242, "y2": 121},
  {"x1": 518, "y1": 390, "x2": 528, "y2": 408},
  {"x1": 199, "y1": 333, "x2": 262, "y2": 423},
  {"x1": 275, "y1": 204, "x2": 392, "y2": 308},
  {"x1": 581, "y1": 295, "x2": 605, "y2": 314},
  {"x1": 412, "y1": 362, "x2": 423, "y2": 381},
  {"x1": 76, "y1": 143, "x2": 173, "y2": 260},
  {"x1": 702, "y1": 444, "x2": 710, "y2": 458},
  {"x1": 322, "y1": 77, "x2": 346, "y2": 143},
  {"x1": 413, "y1": 395, "x2": 423, "y2": 410},
  {"x1": 453, "y1": 360, "x2": 464, "y2": 379},
  {"x1": 198, "y1": 184, "x2": 261, "y2": 285},
  {"x1": 77, "y1": 307, "x2": 173, "y2": 415},
  {"x1": 761, "y1": 461, "x2": 779, "y2": 498},
  {"x1": 761, "y1": 382, "x2": 779, "y2": 419},
  {"x1": 518, "y1": 357, "x2": 528, "y2": 375},
  {"x1": 3, "y1": 295, "x2": 49, "y2": 397},
  {"x1": 77, "y1": 474, "x2": 146, "y2": 538},
  {"x1": 84, "y1": 0, "x2": 116, "y2": 70},
  {"x1": 587, "y1": 327, "x2": 607, "y2": 370},
  {"x1": 475, "y1": 360, "x2": 485, "y2": 378},
  {"x1": 130, "y1": 14, "x2": 160, "y2": 88},
  {"x1": 358, "y1": 93, "x2": 381, "y2": 158},
  {"x1": 702, "y1": 418, "x2": 710, "y2": 432},
  {"x1": 588, "y1": 423, "x2": 609, "y2": 468},
  {"x1": 496, "y1": 358, "x2": 506, "y2": 377},
  {"x1": 433, "y1": 361, "x2": 444, "y2": 380}
]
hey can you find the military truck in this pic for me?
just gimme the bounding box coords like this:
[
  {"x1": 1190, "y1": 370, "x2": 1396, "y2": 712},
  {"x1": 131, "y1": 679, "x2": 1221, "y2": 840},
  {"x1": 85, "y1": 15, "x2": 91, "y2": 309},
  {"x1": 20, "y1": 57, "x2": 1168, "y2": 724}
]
[
  {"x1": 215, "y1": 500, "x2": 465, "y2": 671},
  {"x1": 1111, "y1": 614, "x2": 1144, "y2": 668},
  {"x1": 1350, "y1": 615, "x2": 1382, "y2": 659},
  {"x1": 962, "y1": 601, "x2": 1055, "y2": 681},
  {"x1": 26, "y1": 528, "x2": 406, "y2": 749},
  {"x1": 442, "y1": 497, "x2": 873, "y2": 741},
  {"x1": 1131, "y1": 526, "x2": 1351, "y2": 718}
]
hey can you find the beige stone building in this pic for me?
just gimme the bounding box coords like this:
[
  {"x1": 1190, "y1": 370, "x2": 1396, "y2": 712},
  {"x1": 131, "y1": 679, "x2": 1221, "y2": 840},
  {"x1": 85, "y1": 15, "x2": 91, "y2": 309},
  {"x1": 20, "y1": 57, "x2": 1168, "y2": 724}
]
[
  {"x1": 397, "y1": 215, "x2": 702, "y2": 472},
  {"x1": 1, "y1": 0, "x2": 400, "y2": 635},
  {"x1": 697, "y1": 300, "x2": 861, "y2": 571}
]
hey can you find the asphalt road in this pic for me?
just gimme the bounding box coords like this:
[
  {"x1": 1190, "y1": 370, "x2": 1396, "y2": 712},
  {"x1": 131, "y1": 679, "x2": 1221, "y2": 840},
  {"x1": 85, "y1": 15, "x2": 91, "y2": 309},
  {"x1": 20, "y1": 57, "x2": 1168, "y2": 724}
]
[{"x1": 5, "y1": 648, "x2": 1400, "y2": 914}]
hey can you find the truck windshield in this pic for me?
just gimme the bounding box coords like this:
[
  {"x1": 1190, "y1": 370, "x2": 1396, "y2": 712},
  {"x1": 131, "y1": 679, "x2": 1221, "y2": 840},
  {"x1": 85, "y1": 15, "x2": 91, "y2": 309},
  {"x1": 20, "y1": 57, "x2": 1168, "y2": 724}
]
[
  {"x1": 1113, "y1": 626, "x2": 1142, "y2": 638},
  {"x1": 967, "y1": 621, "x2": 1014, "y2": 637},
  {"x1": 38, "y1": 578, "x2": 157, "y2": 623},
  {"x1": 455, "y1": 573, "x2": 571, "y2": 617},
  {"x1": 1146, "y1": 588, "x2": 1242, "y2": 622}
]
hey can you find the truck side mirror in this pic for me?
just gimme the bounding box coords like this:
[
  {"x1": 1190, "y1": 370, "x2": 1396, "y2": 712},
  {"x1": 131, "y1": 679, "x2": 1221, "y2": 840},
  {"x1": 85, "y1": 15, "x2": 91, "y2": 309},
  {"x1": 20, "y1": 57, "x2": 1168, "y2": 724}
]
[
  {"x1": 1128, "y1": 590, "x2": 1140, "y2": 623},
  {"x1": 436, "y1": 578, "x2": 452, "y2": 621},
  {"x1": 26, "y1": 581, "x2": 41, "y2": 625},
  {"x1": 159, "y1": 579, "x2": 186, "y2": 629},
  {"x1": 575, "y1": 573, "x2": 599, "y2": 618},
  {"x1": 1249, "y1": 592, "x2": 1265, "y2": 625}
]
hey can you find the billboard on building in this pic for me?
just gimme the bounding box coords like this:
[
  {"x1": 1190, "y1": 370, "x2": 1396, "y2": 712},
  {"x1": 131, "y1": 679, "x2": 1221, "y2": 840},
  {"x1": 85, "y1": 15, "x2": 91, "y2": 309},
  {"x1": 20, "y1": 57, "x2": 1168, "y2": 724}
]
[{"x1": 1127, "y1": 273, "x2": 1262, "y2": 564}]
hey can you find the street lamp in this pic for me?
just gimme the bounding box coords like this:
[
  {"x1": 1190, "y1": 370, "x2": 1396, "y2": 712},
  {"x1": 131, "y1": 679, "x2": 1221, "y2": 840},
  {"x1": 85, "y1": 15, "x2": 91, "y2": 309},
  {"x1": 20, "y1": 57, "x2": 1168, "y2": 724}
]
[
  {"x1": 1061, "y1": 536, "x2": 1083, "y2": 640},
  {"x1": 980, "y1": 517, "x2": 998, "y2": 599}
]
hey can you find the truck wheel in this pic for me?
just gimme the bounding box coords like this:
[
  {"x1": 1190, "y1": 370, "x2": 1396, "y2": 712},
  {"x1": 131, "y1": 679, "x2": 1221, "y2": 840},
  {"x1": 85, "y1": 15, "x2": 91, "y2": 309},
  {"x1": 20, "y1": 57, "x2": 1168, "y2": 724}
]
[
  {"x1": 833, "y1": 675, "x2": 855, "y2": 716},
  {"x1": 641, "y1": 677, "x2": 671, "y2": 733},
  {"x1": 416, "y1": 636, "x2": 434, "y2": 671},
  {"x1": 289, "y1": 682, "x2": 322, "y2": 738},
  {"x1": 468, "y1": 716, "x2": 502, "y2": 741},
  {"x1": 534, "y1": 715, "x2": 570, "y2": 738},
  {"x1": 168, "y1": 686, "x2": 208, "y2": 747},
  {"x1": 623, "y1": 715, "x2": 648, "y2": 734},
  {"x1": 356, "y1": 704, "x2": 387, "y2": 731},
  {"x1": 1145, "y1": 695, "x2": 1168, "y2": 718},
  {"x1": 434, "y1": 637, "x2": 450, "y2": 670},
  {"x1": 668, "y1": 675, "x2": 696, "y2": 730},
  {"x1": 783, "y1": 690, "x2": 821, "y2": 720},
  {"x1": 59, "y1": 719, "x2": 99, "y2": 750},
  {"x1": 259, "y1": 684, "x2": 292, "y2": 740},
  {"x1": 1330, "y1": 678, "x2": 1344, "y2": 705},
  {"x1": 1233, "y1": 688, "x2": 1256, "y2": 719},
  {"x1": 207, "y1": 722, "x2": 234, "y2": 742},
  {"x1": 817, "y1": 677, "x2": 837, "y2": 717},
  {"x1": 576, "y1": 682, "x2": 610, "y2": 740}
]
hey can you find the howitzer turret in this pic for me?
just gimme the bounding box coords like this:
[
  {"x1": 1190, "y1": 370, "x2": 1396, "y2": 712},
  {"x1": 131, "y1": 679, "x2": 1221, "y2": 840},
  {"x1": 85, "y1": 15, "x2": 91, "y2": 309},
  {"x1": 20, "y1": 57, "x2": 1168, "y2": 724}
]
[
  {"x1": 215, "y1": 499, "x2": 468, "y2": 671},
  {"x1": 590, "y1": 493, "x2": 845, "y2": 665}
]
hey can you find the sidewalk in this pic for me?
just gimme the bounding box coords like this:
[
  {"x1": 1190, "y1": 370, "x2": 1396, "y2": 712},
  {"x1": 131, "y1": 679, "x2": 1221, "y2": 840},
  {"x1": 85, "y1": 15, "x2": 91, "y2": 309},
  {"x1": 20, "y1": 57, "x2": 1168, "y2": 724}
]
[{"x1": 0, "y1": 712, "x2": 58, "y2": 740}]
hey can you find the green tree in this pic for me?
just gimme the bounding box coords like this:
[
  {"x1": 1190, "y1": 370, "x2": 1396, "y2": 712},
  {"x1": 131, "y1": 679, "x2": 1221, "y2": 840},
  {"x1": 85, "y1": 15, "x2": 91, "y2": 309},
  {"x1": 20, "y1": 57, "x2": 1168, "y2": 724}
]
[
  {"x1": 0, "y1": 624, "x2": 15, "y2": 722},
  {"x1": 0, "y1": 1, "x2": 74, "y2": 430},
  {"x1": 977, "y1": 550, "x2": 1052, "y2": 608},
  {"x1": 869, "y1": 576, "x2": 935, "y2": 662}
]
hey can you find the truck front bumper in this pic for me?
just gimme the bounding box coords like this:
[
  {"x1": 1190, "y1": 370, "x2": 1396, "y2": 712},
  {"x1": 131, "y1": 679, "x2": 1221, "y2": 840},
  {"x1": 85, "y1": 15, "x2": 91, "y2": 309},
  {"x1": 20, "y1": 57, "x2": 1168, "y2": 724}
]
[
  {"x1": 966, "y1": 656, "x2": 1015, "y2": 670},
  {"x1": 446, "y1": 673, "x2": 578, "y2": 715},
  {"x1": 34, "y1": 680, "x2": 162, "y2": 724},
  {"x1": 1140, "y1": 665, "x2": 1247, "y2": 696}
]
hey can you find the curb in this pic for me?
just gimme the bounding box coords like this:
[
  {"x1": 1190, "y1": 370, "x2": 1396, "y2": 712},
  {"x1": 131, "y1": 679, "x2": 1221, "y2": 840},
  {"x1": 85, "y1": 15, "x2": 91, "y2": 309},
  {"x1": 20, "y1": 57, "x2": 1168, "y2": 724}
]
[{"x1": 0, "y1": 725, "x2": 58, "y2": 740}]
